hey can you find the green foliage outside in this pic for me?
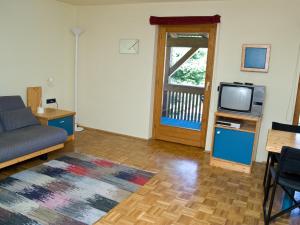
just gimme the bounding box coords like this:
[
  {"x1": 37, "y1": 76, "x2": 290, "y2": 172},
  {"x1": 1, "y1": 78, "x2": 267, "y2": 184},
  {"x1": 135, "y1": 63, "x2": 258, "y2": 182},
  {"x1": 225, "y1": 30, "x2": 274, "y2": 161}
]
[{"x1": 169, "y1": 48, "x2": 207, "y2": 87}]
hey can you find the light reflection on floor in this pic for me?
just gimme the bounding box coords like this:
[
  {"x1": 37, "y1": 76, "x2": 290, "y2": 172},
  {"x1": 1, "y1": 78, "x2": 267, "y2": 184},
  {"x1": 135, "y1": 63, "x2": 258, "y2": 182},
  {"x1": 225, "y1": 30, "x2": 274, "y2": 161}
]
[{"x1": 170, "y1": 159, "x2": 199, "y2": 188}]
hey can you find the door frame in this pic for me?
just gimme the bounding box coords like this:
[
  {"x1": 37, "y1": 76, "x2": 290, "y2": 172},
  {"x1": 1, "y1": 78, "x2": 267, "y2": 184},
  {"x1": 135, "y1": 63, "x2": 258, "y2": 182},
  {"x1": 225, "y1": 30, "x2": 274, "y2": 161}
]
[
  {"x1": 293, "y1": 75, "x2": 300, "y2": 125},
  {"x1": 152, "y1": 24, "x2": 217, "y2": 147}
]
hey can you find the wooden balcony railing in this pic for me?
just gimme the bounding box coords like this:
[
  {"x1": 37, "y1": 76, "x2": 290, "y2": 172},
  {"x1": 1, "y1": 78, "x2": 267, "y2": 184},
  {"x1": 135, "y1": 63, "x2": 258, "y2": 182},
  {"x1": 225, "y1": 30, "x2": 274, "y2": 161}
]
[{"x1": 162, "y1": 84, "x2": 204, "y2": 123}]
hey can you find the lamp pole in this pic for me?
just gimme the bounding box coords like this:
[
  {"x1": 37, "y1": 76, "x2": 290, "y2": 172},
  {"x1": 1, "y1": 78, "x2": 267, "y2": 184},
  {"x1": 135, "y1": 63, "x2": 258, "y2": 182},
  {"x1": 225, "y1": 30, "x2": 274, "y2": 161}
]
[{"x1": 71, "y1": 27, "x2": 84, "y2": 132}]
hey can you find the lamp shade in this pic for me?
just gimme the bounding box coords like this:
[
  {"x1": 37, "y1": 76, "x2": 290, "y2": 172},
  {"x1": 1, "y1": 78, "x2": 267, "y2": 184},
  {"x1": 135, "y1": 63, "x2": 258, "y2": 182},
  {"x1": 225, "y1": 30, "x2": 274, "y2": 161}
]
[{"x1": 71, "y1": 27, "x2": 83, "y2": 36}]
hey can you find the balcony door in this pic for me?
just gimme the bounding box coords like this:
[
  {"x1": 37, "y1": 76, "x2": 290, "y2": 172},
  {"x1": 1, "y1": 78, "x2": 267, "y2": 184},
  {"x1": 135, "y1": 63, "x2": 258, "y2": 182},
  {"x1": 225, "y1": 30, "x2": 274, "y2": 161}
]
[{"x1": 152, "y1": 24, "x2": 217, "y2": 147}]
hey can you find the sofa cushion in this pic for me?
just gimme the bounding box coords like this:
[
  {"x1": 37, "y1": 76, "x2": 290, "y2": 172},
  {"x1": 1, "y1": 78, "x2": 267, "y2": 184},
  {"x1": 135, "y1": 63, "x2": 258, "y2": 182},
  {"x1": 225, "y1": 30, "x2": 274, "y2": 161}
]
[
  {"x1": 0, "y1": 125, "x2": 67, "y2": 163},
  {"x1": 0, "y1": 96, "x2": 26, "y2": 133},
  {"x1": 0, "y1": 108, "x2": 40, "y2": 131},
  {"x1": 0, "y1": 96, "x2": 25, "y2": 112}
]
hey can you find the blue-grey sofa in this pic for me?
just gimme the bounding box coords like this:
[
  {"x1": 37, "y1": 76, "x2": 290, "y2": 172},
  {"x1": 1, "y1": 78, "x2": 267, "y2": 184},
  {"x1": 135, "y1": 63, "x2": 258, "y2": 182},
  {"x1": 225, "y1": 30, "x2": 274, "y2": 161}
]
[{"x1": 0, "y1": 96, "x2": 67, "y2": 168}]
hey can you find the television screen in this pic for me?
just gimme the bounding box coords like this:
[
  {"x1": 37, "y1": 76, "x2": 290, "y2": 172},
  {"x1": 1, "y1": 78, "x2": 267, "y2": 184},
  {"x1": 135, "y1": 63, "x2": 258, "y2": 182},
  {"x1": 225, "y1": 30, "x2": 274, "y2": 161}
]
[{"x1": 220, "y1": 85, "x2": 253, "y2": 111}]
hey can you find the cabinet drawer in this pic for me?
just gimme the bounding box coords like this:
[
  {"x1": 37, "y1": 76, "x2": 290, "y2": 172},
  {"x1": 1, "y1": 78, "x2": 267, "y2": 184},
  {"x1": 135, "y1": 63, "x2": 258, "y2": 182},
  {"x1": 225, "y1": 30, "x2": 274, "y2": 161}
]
[
  {"x1": 48, "y1": 116, "x2": 74, "y2": 136},
  {"x1": 213, "y1": 128, "x2": 254, "y2": 165}
]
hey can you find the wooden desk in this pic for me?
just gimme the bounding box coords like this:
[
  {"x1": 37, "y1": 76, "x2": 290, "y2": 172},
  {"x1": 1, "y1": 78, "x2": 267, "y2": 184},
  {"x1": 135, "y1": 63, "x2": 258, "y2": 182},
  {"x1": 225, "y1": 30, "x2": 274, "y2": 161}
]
[
  {"x1": 265, "y1": 129, "x2": 300, "y2": 209},
  {"x1": 266, "y1": 129, "x2": 300, "y2": 153}
]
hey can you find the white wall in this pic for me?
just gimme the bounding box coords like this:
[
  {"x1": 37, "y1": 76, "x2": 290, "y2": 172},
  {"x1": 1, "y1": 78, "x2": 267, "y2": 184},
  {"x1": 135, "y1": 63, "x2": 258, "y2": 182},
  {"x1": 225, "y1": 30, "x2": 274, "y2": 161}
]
[
  {"x1": 0, "y1": 0, "x2": 76, "y2": 110},
  {"x1": 77, "y1": 0, "x2": 300, "y2": 162}
]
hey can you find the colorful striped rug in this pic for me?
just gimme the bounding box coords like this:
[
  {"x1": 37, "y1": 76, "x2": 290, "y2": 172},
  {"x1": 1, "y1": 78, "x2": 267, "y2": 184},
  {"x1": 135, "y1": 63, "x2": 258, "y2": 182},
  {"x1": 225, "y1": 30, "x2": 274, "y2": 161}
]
[{"x1": 0, "y1": 153, "x2": 155, "y2": 225}]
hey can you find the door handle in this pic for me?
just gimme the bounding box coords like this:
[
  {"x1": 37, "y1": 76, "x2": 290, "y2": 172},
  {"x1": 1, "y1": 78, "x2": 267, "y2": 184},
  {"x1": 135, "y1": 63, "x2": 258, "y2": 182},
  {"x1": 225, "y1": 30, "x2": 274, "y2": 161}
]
[
  {"x1": 216, "y1": 130, "x2": 221, "y2": 134},
  {"x1": 59, "y1": 121, "x2": 65, "y2": 124}
]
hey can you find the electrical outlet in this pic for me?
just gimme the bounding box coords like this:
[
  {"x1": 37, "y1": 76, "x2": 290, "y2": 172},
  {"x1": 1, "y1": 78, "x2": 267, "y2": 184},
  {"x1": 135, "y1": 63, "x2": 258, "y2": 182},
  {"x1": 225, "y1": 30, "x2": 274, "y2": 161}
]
[{"x1": 46, "y1": 98, "x2": 56, "y2": 104}]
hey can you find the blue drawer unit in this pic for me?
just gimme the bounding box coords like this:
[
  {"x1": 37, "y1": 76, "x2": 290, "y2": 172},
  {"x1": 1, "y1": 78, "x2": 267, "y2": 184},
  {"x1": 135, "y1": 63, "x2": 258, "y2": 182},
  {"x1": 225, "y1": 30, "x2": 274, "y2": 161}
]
[
  {"x1": 48, "y1": 116, "x2": 74, "y2": 136},
  {"x1": 213, "y1": 127, "x2": 255, "y2": 165}
]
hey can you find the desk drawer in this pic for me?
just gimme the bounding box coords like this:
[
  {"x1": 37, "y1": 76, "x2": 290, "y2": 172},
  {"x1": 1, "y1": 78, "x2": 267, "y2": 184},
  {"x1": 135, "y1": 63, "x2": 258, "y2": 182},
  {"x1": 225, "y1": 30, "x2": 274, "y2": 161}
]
[{"x1": 48, "y1": 116, "x2": 74, "y2": 136}]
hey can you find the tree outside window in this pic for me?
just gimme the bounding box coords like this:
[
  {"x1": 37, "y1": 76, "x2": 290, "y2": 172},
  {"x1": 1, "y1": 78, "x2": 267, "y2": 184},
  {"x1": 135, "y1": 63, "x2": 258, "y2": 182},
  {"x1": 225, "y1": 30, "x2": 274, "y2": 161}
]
[{"x1": 168, "y1": 47, "x2": 208, "y2": 87}]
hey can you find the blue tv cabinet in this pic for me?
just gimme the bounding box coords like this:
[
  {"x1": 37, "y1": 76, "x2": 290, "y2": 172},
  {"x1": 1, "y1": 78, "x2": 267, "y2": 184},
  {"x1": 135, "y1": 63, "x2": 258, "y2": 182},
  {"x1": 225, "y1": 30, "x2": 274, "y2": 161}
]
[{"x1": 210, "y1": 111, "x2": 261, "y2": 174}]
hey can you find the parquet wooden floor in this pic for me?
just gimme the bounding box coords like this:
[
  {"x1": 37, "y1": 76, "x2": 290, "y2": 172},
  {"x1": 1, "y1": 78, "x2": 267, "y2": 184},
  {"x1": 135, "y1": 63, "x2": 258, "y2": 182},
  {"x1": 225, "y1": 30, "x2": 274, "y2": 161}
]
[{"x1": 0, "y1": 129, "x2": 299, "y2": 225}]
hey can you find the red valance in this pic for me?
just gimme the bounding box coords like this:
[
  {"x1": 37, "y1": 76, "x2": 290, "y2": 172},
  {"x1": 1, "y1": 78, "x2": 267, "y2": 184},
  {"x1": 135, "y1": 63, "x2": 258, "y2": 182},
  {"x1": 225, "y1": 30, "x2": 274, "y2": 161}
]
[{"x1": 149, "y1": 15, "x2": 221, "y2": 25}]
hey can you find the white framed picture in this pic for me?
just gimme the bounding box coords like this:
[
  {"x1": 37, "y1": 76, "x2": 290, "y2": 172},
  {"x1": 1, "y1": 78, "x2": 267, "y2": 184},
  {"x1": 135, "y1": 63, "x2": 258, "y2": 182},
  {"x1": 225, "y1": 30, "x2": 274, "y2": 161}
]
[{"x1": 119, "y1": 39, "x2": 139, "y2": 54}]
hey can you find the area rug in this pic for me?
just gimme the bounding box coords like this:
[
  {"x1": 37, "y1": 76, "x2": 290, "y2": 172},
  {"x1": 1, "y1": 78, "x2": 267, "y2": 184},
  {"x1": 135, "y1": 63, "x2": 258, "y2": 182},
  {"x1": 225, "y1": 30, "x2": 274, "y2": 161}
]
[{"x1": 0, "y1": 153, "x2": 155, "y2": 225}]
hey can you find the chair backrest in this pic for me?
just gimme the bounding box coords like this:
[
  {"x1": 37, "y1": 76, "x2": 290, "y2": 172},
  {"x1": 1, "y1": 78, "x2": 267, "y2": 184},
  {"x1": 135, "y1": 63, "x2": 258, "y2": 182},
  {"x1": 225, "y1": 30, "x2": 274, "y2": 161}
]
[
  {"x1": 272, "y1": 122, "x2": 300, "y2": 133},
  {"x1": 0, "y1": 96, "x2": 25, "y2": 112},
  {"x1": 279, "y1": 146, "x2": 300, "y2": 176}
]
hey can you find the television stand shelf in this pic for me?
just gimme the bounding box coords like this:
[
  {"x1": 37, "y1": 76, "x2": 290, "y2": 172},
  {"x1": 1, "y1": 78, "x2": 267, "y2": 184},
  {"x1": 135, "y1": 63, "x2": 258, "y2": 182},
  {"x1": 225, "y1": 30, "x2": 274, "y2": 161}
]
[{"x1": 210, "y1": 111, "x2": 261, "y2": 174}]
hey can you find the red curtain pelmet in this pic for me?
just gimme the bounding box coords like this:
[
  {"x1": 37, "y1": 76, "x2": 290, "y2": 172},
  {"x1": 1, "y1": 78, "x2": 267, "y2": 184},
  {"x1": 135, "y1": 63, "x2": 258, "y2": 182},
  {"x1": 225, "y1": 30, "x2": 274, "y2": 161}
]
[{"x1": 150, "y1": 15, "x2": 220, "y2": 25}]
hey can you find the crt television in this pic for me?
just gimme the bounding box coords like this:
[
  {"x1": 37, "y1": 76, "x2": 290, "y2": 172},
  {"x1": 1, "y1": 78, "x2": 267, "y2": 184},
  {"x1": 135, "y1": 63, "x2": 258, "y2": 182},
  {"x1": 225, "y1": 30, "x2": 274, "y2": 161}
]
[{"x1": 217, "y1": 82, "x2": 265, "y2": 117}]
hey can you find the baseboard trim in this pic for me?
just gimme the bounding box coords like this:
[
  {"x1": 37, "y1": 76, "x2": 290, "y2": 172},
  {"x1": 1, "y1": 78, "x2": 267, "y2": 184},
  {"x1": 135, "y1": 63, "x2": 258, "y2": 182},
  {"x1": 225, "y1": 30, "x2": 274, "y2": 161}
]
[{"x1": 78, "y1": 125, "x2": 150, "y2": 141}]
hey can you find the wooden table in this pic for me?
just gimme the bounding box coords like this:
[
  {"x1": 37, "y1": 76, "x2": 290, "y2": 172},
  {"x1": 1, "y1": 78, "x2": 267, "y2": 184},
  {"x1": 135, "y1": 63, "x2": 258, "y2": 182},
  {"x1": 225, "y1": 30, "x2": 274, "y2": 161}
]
[
  {"x1": 266, "y1": 129, "x2": 300, "y2": 153},
  {"x1": 265, "y1": 129, "x2": 300, "y2": 209}
]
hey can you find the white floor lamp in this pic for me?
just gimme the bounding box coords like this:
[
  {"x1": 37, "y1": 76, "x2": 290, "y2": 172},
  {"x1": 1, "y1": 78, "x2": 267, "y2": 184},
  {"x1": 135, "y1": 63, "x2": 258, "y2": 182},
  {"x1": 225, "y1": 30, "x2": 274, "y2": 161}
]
[{"x1": 72, "y1": 27, "x2": 84, "y2": 132}]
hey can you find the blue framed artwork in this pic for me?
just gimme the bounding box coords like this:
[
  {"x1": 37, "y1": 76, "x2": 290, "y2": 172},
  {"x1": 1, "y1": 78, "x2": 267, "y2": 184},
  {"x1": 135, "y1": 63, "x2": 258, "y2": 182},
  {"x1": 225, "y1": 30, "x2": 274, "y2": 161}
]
[{"x1": 241, "y1": 44, "x2": 271, "y2": 73}]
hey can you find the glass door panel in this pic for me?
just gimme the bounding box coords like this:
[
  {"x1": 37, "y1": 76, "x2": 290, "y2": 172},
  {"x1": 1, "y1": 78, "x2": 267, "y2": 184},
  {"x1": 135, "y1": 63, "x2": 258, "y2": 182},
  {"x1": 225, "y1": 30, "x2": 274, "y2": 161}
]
[{"x1": 160, "y1": 32, "x2": 209, "y2": 131}]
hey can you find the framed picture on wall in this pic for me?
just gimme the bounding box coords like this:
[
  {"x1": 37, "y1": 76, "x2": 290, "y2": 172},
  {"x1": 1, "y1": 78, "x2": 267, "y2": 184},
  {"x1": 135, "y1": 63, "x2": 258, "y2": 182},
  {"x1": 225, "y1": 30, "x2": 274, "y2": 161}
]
[{"x1": 241, "y1": 44, "x2": 271, "y2": 73}]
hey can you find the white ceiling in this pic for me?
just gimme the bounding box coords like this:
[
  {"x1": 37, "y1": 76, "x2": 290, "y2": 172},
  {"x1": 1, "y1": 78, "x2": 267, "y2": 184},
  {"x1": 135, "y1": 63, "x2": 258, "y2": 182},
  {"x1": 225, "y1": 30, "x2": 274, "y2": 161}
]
[{"x1": 56, "y1": 0, "x2": 225, "y2": 6}]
